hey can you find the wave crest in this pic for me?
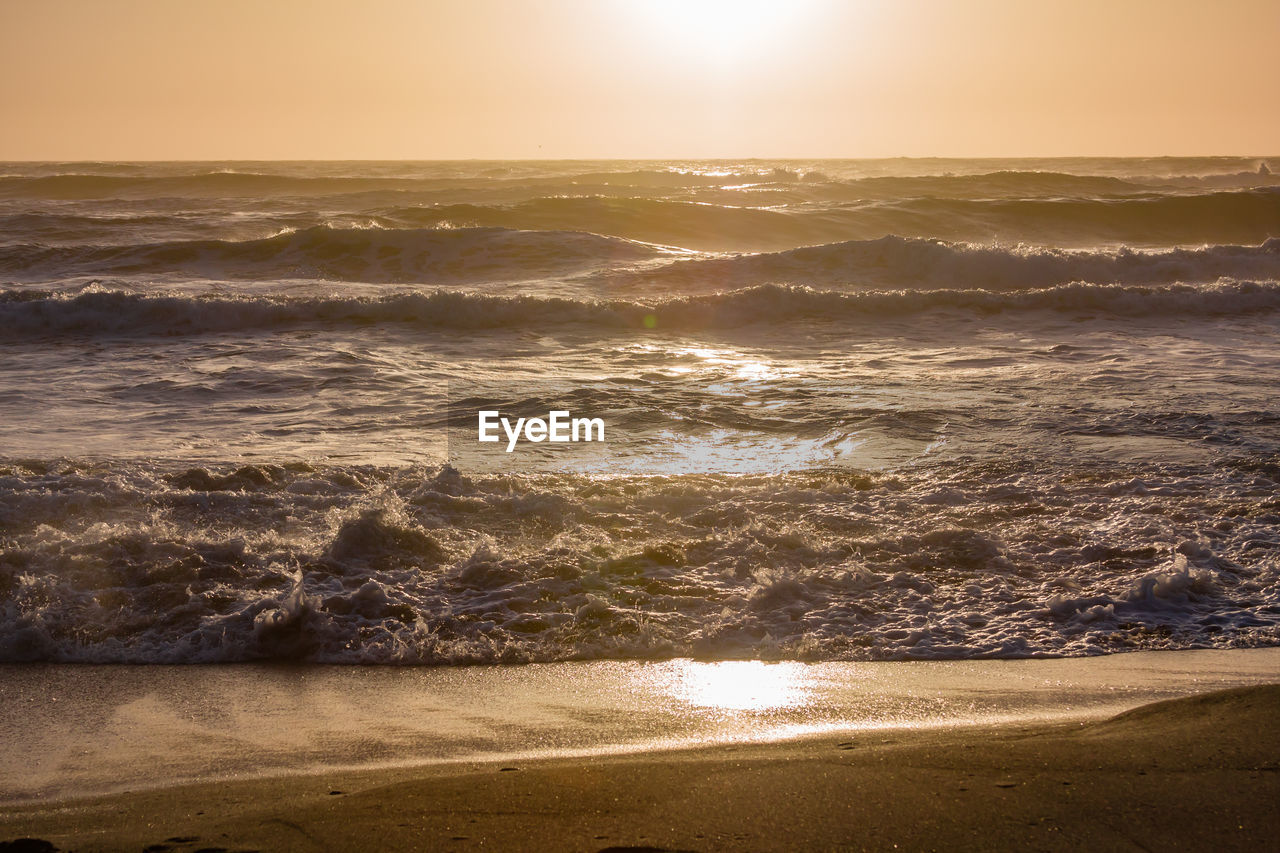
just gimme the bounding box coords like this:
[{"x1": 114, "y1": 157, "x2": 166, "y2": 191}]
[
  {"x1": 0, "y1": 225, "x2": 663, "y2": 283},
  {"x1": 3, "y1": 277, "x2": 1277, "y2": 337}
]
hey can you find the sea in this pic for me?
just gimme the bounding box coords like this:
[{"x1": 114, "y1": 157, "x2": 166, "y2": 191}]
[{"x1": 2, "y1": 157, "x2": 1279, "y2": 665}]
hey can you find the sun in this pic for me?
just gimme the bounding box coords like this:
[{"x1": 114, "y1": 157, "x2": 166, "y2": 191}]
[{"x1": 624, "y1": 0, "x2": 821, "y2": 63}]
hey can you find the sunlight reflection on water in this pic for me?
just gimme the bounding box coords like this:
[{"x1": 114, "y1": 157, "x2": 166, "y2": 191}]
[{"x1": 645, "y1": 659, "x2": 812, "y2": 713}]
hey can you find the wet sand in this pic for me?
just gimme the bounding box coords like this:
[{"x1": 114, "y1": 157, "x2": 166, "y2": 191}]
[
  {"x1": 6, "y1": 650, "x2": 1280, "y2": 804},
  {"x1": 2, "y1": 684, "x2": 1278, "y2": 852}
]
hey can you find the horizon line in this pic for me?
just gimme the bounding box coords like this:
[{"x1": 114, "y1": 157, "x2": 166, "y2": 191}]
[{"x1": 1, "y1": 154, "x2": 1276, "y2": 164}]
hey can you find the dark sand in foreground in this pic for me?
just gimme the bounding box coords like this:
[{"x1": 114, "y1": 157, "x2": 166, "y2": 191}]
[{"x1": 2, "y1": 685, "x2": 1278, "y2": 852}]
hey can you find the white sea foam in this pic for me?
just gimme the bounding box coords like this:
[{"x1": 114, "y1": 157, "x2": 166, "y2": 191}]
[{"x1": 1, "y1": 460, "x2": 1277, "y2": 664}]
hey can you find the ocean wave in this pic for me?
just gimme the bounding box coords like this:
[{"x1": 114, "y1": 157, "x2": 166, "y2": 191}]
[
  {"x1": 4, "y1": 212, "x2": 1278, "y2": 288},
  {"x1": 3, "y1": 277, "x2": 1277, "y2": 337},
  {"x1": 363, "y1": 187, "x2": 1280, "y2": 251},
  {"x1": 0, "y1": 166, "x2": 823, "y2": 198},
  {"x1": 363, "y1": 187, "x2": 1280, "y2": 250},
  {"x1": 863, "y1": 188, "x2": 1280, "y2": 244},
  {"x1": 626, "y1": 235, "x2": 1280, "y2": 291},
  {"x1": 0, "y1": 166, "x2": 862, "y2": 199},
  {"x1": 383, "y1": 198, "x2": 831, "y2": 252},
  {"x1": 4, "y1": 163, "x2": 1273, "y2": 199},
  {"x1": 0, "y1": 210, "x2": 286, "y2": 248},
  {"x1": 5, "y1": 174, "x2": 1277, "y2": 255},
  {"x1": 807, "y1": 170, "x2": 1165, "y2": 200},
  {"x1": 1, "y1": 459, "x2": 1276, "y2": 663},
  {"x1": 0, "y1": 171, "x2": 471, "y2": 199},
  {"x1": 0, "y1": 225, "x2": 665, "y2": 283},
  {"x1": 506, "y1": 166, "x2": 1170, "y2": 196}
]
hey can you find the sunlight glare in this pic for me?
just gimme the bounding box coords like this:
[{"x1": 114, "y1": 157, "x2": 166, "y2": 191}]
[
  {"x1": 666, "y1": 660, "x2": 810, "y2": 712},
  {"x1": 623, "y1": 0, "x2": 821, "y2": 62}
]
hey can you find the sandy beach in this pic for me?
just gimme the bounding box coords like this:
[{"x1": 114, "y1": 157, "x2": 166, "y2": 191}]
[{"x1": 1, "y1": 683, "x2": 1277, "y2": 852}]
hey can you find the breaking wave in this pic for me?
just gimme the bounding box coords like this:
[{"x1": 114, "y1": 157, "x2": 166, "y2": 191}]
[{"x1": 1, "y1": 459, "x2": 1276, "y2": 664}]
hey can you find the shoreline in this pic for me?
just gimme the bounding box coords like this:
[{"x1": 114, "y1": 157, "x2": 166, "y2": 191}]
[
  {"x1": 6, "y1": 649, "x2": 1280, "y2": 806},
  {"x1": 2, "y1": 684, "x2": 1278, "y2": 851}
]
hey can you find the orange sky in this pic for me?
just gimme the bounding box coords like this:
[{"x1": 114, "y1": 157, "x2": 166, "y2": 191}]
[{"x1": 1, "y1": 0, "x2": 1276, "y2": 159}]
